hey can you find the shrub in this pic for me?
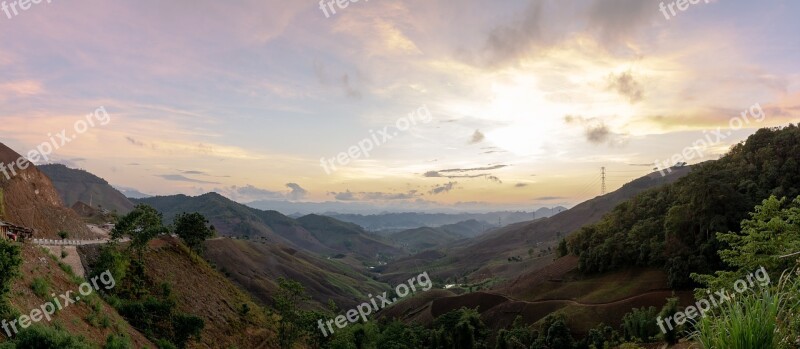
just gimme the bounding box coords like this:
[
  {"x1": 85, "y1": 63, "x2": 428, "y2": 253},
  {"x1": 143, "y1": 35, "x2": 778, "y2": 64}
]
[
  {"x1": 4, "y1": 325, "x2": 93, "y2": 349},
  {"x1": 30, "y1": 278, "x2": 50, "y2": 298}
]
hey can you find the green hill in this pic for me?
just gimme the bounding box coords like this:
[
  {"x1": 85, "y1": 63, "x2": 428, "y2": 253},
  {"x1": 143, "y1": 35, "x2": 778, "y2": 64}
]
[
  {"x1": 135, "y1": 193, "x2": 403, "y2": 262},
  {"x1": 569, "y1": 125, "x2": 800, "y2": 287}
]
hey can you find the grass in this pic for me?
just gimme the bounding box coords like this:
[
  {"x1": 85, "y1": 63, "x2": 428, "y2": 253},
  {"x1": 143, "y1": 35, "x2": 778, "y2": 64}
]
[
  {"x1": 30, "y1": 277, "x2": 50, "y2": 298},
  {"x1": 692, "y1": 270, "x2": 800, "y2": 349}
]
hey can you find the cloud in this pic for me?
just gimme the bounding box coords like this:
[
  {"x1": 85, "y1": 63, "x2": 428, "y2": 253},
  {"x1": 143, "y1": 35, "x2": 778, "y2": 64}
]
[
  {"x1": 314, "y1": 59, "x2": 362, "y2": 99},
  {"x1": 607, "y1": 70, "x2": 644, "y2": 103},
  {"x1": 479, "y1": 1, "x2": 549, "y2": 67},
  {"x1": 469, "y1": 129, "x2": 486, "y2": 144},
  {"x1": 429, "y1": 182, "x2": 457, "y2": 195},
  {"x1": 587, "y1": 0, "x2": 656, "y2": 45},
  {"x1": 585, "y1": 124, "x2": 611, "y2": 144},
  {"x1": 564, "y1": 115, "x2": 627, "y2": 146},
  {"x1": 181, "y1": 170, "x2": 208, "y2": 175},
  {"x1": 286, "y1": 183, "x2": 308, "y2": 200},
  {"x1": 216, "y1": 183, "x2": 309, "y2": 202},
  {"x1": 234, "y1": 185, "x2": 284, "y2": 199},
  {"x1": 515, "y1": 183, "x2": 528, "y2": 188},
  {"x1": 157, "y1": 174, "x2": 220, "y2": 184},
  {"x1": 535, "y1": 196, "x2": 566, "y2": 201},
  {"x1": 125, "y1": 136, "x2": 145, "y2": 147}
]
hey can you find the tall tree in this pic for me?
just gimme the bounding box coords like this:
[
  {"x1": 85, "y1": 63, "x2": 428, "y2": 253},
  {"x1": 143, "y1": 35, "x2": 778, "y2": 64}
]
[
  {"x1": 173, "y1": 212, "x2": 215, "y2": 253},
  {"x1": 112, "y1": 204, "x2": 169, "y2": 258}
]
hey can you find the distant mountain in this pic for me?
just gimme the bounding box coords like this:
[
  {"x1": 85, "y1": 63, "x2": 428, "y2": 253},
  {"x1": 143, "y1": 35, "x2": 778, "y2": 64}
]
[
  {"x1": 246, "y1": 199, "x2": 563, "y2": 216},
  {"x1": 0, "y1": 143, "x2": 95, "y2": 238},
  {"x1": 387, "y1": 219, "x2": 495, "y2": 252},
  {"x1": 378, "y1": 167, "x2": 692, "y2": 285},
  {"x1": 115, "y1": 186, "x2": 152, "y2": 199},
  {"x1": 389, "y1": 227, "x2": 464, "y2": 252},
  {"x1": 39, "y1": 164, "x2": 134, "y2": 214},
  {"x1": 134, "y1": 192, "x2": 402, "y2": 262},
  {"x1": 438, "y1": 219, "x2": 496, "y2": 238},
  {"x1": 329, "y1": 208, "x2": 566, "y2": 232}
]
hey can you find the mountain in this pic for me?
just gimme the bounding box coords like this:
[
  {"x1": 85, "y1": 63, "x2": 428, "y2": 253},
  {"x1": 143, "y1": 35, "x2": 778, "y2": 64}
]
[
  {"x1": 438, "y1": 219, "x2": 496, "y2": 238},
  {"x1": 377, "y1": 166, "x2": 692, "y2": 285},
  {"x1": 0, "y1": 143, "x2": 95, "y2": 239},
  {"x1": 387, "y1": 220, "x2": 495, "y2": 252},
  {"x1": 329, "y1": 208, "x2": 565, "y2": 232},
  {"x1": 39, "y1": 164, "x2": 134, "y2": 214},
  {"x1": 389, "y1": 227, "x2": 465, "y2": 252},
  {"x1": 134, "y1": 192, "x2": 403, "y2": 262},
  {"x1": 569, "y1": 125, "x2": 800, "y2": 287}
]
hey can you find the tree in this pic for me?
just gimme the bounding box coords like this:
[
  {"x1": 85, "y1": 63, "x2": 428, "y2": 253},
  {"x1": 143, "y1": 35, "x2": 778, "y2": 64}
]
[
  {"x1": 0, "y1": 240, "x2": 21, "y2": 318},
  {"x1": 112, "y1": 205, "x2": 169, "y2": 258},
  {"x1": 173, "y1": 212, "x2": 215, "y2": 253},
  {"x1": 557, "y1": 239, "x2": 568, "y2": 257},
  {"x1": 57, "y1": 231, "x2": 68, "y2": 240},
  {"x1": 274, "y1": 278, "x2": 311, "y2": 349},
  {"x1": 692, "y1": 195, "x2": 800, "y2": 291},
  {"x1": 659, "y1": 297, "x2": 680, "y2": 345}
]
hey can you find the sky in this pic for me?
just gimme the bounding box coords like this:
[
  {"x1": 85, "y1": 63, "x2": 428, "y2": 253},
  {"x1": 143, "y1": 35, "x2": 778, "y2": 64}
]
[{"x1": 0, "y1": 0, "x2": 799, "y2": 213}]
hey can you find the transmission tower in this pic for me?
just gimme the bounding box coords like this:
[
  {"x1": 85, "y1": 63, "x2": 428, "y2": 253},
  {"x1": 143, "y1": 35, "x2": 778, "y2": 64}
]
[{"x1": 601, "y1": 167, "x2": 606, "y2": 195}]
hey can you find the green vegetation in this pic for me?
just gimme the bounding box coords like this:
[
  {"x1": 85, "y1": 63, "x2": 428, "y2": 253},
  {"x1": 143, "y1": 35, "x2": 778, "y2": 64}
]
[
  {"x1": 111, "y1": 204, "x2": 169, "y2": 257},
  {"x1": 58, "y1": 231, "x2": 69, "y2": 240},
  {"x1": 568, "y1": 126, "x2": 800, "y2": 287},
  {"x1": 0, "y1": 325, "x2": 93, "y2": 349},
  {"x1": 620, "y1": 307, "x2": 659, "y2": 342},
  {"x1": 30, "y1": 277, "x2": 50, "y2": 298},
  {"x1": 173, "y1": 212, "x2": 215, "y2": 253},
  {"x1": 689, "y1": 194, "x2": 800, "y2": 348},
  {"x1": 0, "y1": 239, "x2": 22, "y2": 318},
  {"x1": 95, "y1": 206, "x2": 205, "y2": 348}
]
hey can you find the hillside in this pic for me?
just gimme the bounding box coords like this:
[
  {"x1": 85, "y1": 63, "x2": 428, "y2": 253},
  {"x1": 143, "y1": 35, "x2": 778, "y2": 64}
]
[
  {"x1": 135, "y1": 193, "x2": 403, "y2": 262},
  {"x1": 39, "y1": 164, "x2": 134, "y2": 214},
  {"x1": 0, "y1": 142, "x2": 95, "y2": 239},
  {"x1": 389, "y1": 227, "x2": 465, "y2": 252},
  {"x1": 569, "y1": 125, "x2": 800, "y2": 287},
  {"x1": 1, "y1": 244, "x2": 153, "y2": 347},
  {"x1": 80, "y1": 237, "x2": 276, "y2": 348},
  {"x1": 377, "y1": 166, "x2": 692, "y2": 285},
  {"x1": 204, "y1": 238, "x2": 389, "y2": 310}
]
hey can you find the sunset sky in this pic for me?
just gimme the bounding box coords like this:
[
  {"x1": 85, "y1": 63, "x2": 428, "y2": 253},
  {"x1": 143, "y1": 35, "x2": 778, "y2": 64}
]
[{"x1": 1, "y1": 0, "x2": 798, "y2": 212}]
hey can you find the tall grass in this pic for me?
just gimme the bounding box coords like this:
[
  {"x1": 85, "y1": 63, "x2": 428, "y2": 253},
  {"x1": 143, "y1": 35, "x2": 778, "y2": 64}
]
[
  {"x1": 692, "y1": 270, "x2": 800, "y2": 349},
  {"x1": 693, "y1": 289, "x2": 780, "y2": 348}
]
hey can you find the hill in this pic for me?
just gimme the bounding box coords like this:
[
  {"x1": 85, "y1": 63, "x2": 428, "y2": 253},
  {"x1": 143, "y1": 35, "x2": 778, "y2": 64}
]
[
  {"x1": 2, "y1": 244, "x2": 153, "y2": 347},
  {"x1": 328, "y1": 209, "x2": 565, "y2": 232},
  {"x1": 203, "y1": 238, "x2": 390, "y2": 310},
  {"x1": 569, "y1": 125, "x2": 800, "y2": 287},
  {"x1": 0, "y1": 142, "x2": 95, "y2": 239},
  {"x1": 377, "y1": 165, "x2": 692, "y2": 285},
  {"x1": 135, "y1": 193, "x2": 403, "y2": 262},
  {"x1": 80, "y1": 237, "x2": 276, "y2": 348},
  {"x1": 388, "y1": 227, "x2": 465, "y2": 252},
  {"x1": 38, "y1": 164, "x2": 134, "y2": 214}
]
